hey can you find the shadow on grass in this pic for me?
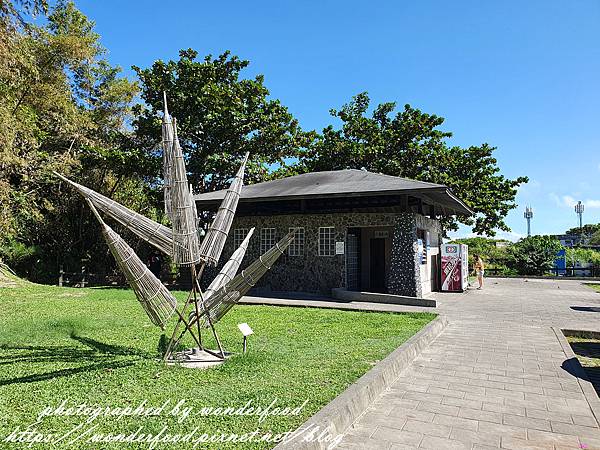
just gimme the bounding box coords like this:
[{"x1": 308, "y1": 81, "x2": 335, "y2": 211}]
[
  {"x1": 562, "y1": 353, "x2": 600, "y2": 396},
  {"x1": 570, "y1": 306, "x2": 600, "y2": 313},
  {"x1": 0, "y1": 360, "x2": 136, "y2": 386},
  {"x1": 0, "y1": 334, "x2": 154, "y2": 386},
  {"x1": 570, "y1": 341, "x2": 600, "y2": 359}
]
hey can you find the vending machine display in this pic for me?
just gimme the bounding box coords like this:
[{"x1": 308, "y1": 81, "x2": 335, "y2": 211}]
[{"x1": 441, "y1": 243, "x2": 469, "y2": 292}]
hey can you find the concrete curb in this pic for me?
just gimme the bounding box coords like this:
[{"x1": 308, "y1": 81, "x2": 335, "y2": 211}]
[
  {"x1": 275, "y1": 315, "x2": 448, "y2": 450},
  {"x1": 331, "y1": 287, "x2": 436, "y2": 307},
  {"x1": 240, "y1": 296, "x2": 434, "y2": 314},
  {"x1": 552, "y1": 327, "x2": 600, "y2": 427}
]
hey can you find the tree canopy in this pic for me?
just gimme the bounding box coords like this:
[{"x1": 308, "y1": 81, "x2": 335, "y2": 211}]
[
  {"x1": 0, "y1": 0, "x2": 143, "y2": 280},
  {"x1": 287, "y1": 93, "x2": 528, "y2": 236},
  {"x1": 589, "y1": 229, "x2": 600, "y2": 245},
  {"x1": 133, "y1": 50, "x2": 314, "y2": 194},
  {"x1": 510, "y1": 236, "x2": 563, "y2": 276},
  {"x1": 564, "y1": 223, "x2": 600, "y2": 237}
]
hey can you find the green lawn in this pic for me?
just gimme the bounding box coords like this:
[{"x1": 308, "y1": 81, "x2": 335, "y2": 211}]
[
  {"x1": 586, "y1": 283, "x2": 600, "y2": 293},
  {"x1": 0, "y1": 283, "x2": 434, "y2": 449}
]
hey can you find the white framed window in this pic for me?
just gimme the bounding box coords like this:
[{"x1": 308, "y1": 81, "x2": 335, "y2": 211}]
[
  {"x1": 260, "y1": 228, "x2": 277, "y2": 254},
  {"x1": 318, "y1": 227, "x2": 336, "y2": 256},
  {"x1": 233, "y1": 228, "x2": 249, "y2": 249},
  {"x1": 288, "y1": 227, "x2": 305, "y2": 256}
]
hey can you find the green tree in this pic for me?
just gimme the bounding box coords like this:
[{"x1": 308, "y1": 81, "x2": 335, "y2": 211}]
[
  {"x1": 564, "y1": 223, "x2": 600, "y2": 238},
  {"x1": 510, "y1": 236, "x2": 563, "y2": 276},
  {"x1": 589, "y1": 229, "x2": 600, "y2": 246},
  {"x1": 451, "y1": 237, "x2": 515, "y2": 274},
  {"x1": 0, "y1": 0, "x2": 47, "y2": 27},
  {"x1": 290, "y1": 93, "x2": 528, "y2": 236},
  {"x1": 0, "y1": 1, "x2": 143, "y2": 281},
  {"x1": 133, "y1": 50, "x2": 314, "y2": 195},
  {"x1": 566, "y1": 247, "x2": 600, "y2": 266}
]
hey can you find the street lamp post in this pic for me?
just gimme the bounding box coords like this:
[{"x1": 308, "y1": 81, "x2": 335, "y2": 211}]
[
  {"x1": 524, "y1": 206, "x2": 533, "y2": 237},
  {"x1": 574, "y1": 201, "x2": 584, "y2": 244}
]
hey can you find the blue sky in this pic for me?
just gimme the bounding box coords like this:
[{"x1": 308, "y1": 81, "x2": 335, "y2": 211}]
[{"x1": 74, "y1": 0, "x2": 600, "y2": 240}]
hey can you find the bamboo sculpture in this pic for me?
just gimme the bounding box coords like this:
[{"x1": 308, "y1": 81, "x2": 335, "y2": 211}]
[
  {"x1": 199, "y1": 152, "x2": 249, "y2": 266},
  {"x1": 162, "y1": 91, "x2": 174, "y2": 220},
  {"x1": 56, "y1": 93, "x2": 294, "y2": 364},
  {"x1": 196, "y1": 230, "x2": 296, "y2": 328},
  {"x1": 86, "y1": 199, "x2": 177, "y2": 329}
]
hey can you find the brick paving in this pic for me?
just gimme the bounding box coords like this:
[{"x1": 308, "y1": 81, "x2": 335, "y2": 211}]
[{"x1": 336, "y1": 278, "x2": 600, "y2": 450}]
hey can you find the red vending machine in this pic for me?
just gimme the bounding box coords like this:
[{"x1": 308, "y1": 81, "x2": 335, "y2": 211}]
[{"x1": 441, "y1": 243, "x2": 469, "y2": 292}]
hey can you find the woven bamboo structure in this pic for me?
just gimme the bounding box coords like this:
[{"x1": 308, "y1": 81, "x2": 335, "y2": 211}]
[
  {"x1": 199, "y1": 152, "x2": 249, "y2": 266},
  {"x1": 162, "y1": 92, "x2": 174, "y2": 220},
  {"x1": 189, "y1": 184, "x2": 199, "y2": 230},
  {"x1": 56, "y1": 92, "x2": 294, "y2": 364},
  {"x1": 203, "y1": 227, "x2": 254, "y2": 299},
  {"x1": 87, "y1": 200, "x2": 177, "y2": 329},
  {"x1": 54, "y1": 172, "x2": 173, "y2": 256},
  {"x1": 195, "y1": 230, "x2": 295, "y2": 328},
  {"x1": 170, "y1": 119, "x2": 201, "y2": 266}
]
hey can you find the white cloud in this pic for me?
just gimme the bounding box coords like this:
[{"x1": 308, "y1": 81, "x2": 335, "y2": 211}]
[
  {"x1": 561, "y1": 195, "x2": 577, "y2": 208},
  {"x1": 548, "y1": 194, "x2": 600, "y2": 209},
  {"x1": 517, "y1": 179, "x2": 541, "y2": 197},
  {"x1": 495, "y1": 230, "x2": 525, "y2": 242}
]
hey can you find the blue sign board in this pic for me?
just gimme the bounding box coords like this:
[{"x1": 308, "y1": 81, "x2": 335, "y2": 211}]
[{"x1": 554, "y1": 249, "x2": 566, "y2": 272}]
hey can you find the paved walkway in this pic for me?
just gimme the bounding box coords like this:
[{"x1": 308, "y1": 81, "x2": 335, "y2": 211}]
[{"x1": 337, "y1": 278, "x2": 600, "y2": 450}]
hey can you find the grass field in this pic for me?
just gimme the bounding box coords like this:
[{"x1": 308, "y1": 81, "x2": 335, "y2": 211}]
[
  {"x1": 586, "y1": 283, "x2": 600, "y2": 293},
  {"x1": 0, "y1": 283, "x2": 434, "y2": 449}
]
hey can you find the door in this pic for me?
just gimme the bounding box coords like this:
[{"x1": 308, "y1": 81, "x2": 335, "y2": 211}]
[{"x1": 369, "y1": 238, "x2": 386, "y2": 293}]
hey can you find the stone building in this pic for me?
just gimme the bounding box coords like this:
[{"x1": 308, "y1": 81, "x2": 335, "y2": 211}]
[{"x1": 195, "y1": 170, "x2": 471, "y2": 298}]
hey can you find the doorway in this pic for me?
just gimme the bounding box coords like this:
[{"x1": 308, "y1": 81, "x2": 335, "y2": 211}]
[{"x1": 369, "y1": 238, "x2": 386, "y2": 293}]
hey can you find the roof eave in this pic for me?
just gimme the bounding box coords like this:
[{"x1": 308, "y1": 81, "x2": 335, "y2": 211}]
[
  {"x1": 444, "y1": 189, "x2": 473, "y2": 216},
  {"x1": 195, "y1": 186, "x2": 473, "y2": 216},
  {"x1": 194, "y1": 186, "x2": 450, "y2": 204}
]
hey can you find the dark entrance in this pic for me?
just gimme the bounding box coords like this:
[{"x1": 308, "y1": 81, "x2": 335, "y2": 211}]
[{"x1": 369, "y1": 238, "x2": 386, "y2": 293}]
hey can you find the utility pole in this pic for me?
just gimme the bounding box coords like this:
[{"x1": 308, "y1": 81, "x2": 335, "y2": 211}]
[
  {"x1": 524, "y1": 206, "x2": 533, "y2": 237},
  {"x1": 575, "y1": 201, "x2": 584, "y2": 244}
]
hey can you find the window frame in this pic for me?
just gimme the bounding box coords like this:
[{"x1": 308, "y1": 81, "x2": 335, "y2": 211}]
[
  {"x1": 233, "y1": 228, "x2": 249, "y2": 249},
  {"x1": 288, "y1": 227, "x2": 305, "y2": 256},
  {"x1": 318, "y1": 226, "x2": 336, "y2": 257},
  {"x1": 260, "y1": 227, "x2": 277, "y2": 254}
]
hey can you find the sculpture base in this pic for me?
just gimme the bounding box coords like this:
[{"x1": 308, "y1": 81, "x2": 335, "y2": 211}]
[{"x1": 165, "y1": 347, "x2": 231, "y2": 369}]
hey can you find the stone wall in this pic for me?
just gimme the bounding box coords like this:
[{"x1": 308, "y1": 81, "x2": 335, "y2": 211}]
[
  {"x1": 389, "y1": 213, "x2": 420, "y2": 297},
  {"x1": 206, "y1": 211, "x2": 439, "y2": 297}
]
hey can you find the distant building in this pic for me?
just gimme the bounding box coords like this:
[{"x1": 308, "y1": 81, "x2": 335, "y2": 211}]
[
  {"x1": 195, "y1": 170, "x2": 471, "y2": 297},
  {"x1": 554, "y1": 233, "x2": 589, "y2": 248}
]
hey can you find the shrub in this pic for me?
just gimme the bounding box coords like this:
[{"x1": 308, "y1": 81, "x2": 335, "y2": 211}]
[{"x1": 510, "y1": 236, "x2": 563, "y2": 275}]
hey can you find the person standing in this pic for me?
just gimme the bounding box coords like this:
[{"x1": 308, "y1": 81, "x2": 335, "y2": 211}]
[{"x1": 474, "y1": 254, "x2": 485, "y2": 290}]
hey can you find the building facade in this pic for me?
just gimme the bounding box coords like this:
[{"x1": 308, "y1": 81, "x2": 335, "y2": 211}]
[{"x1": 196, "y1": 170, "x2": 471, "y2": 298}]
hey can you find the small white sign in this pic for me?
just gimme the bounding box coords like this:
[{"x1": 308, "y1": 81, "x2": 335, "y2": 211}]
[
  {"x1": 335, "y1": 241, "x2": 345, "y2": 255},
  {"x1": 237, "y1": 323, "x2": 253, "y2": 336}
]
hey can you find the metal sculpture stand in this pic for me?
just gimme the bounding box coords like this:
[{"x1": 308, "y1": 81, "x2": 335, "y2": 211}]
[{"x1": 163, "y1": 264, "x2": 227, "y2": 365}]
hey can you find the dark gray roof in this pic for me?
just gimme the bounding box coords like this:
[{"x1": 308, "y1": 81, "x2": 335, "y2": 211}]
[{"x1": 195, "y1": 169, "x2": 472, "y2": 216}]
